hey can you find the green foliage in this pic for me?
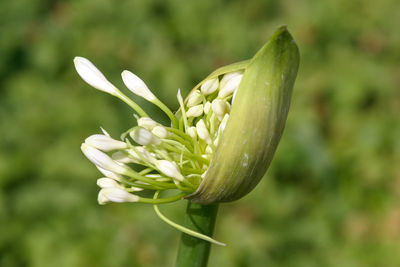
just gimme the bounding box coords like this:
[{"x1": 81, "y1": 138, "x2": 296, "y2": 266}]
[{"x1": 1, "y1": 0, "x2": 399, "y2": 266}]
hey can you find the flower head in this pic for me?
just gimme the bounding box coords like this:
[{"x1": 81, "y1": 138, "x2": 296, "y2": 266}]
[{"x1": 75, "y1": 26, "x2": 299, "y2": 244}]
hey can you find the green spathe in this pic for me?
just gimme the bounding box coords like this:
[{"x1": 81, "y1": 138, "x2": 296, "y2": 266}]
[{"x1": 188, "y1": 26, "x2": 300, "y2": 204}]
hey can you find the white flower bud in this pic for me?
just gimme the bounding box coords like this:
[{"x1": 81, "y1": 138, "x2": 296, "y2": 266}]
[
  {"x1": 97, "y1": 177, "x2": 122, "y2": 188},
  {"x1": 187, "y1": 126, "x2": 197, "y2": 139},
  {"x1": 121, "y1": 70, "x2": 156, "y2": 101},
  {"x1": 81, "y1": 143, "x2": 128, "y2": 174},
  {"x1": 186, "y1": 104, "x2": 203, "y2": 118},
  {"x1": 211, "y1": 99, "x2": 228, "y2": 119},
  {"x1": 85, "y1": 134, "x2": 127, "y2": 151},
  {"x1": 187, "y1": 90, "x2": 203, "y2": 107},
  {"x1": 128, "y1": 147, "x2": 157, "y2": 164},
  {"x1": 155, "y1": 160, "x2": 184, "y2": 182},
  {"x1": 196, "y1": 119, "x2": 212, "y2": 145},
  {"x1": 200, "y1": 77, "x2": 219, "y2": 95},
  {"x1": 97, "y1": 190, "x2": 109, "y2": 205},
  {"x1": 152, "y1": 126, "x2": 168, "y2": 138},
  {"x1": 98, "y1": 187, "x2": 139, "y2": 204},
  {"x1": 112, "y1": 151, "x2": 139, "y2": 164},
  {"x1": 218, "y1": 114, "x2": 230, "y2": 134},
  {"x1": 73, "y1": 57, "x2": 118, "y2": 95},
  {"x1": 205, "y1": 145, "x2": 213, "y2": 154},
  {"x1": 204, "y1": 101, "x2": 211, "y2": 115},
  {"x1": 96, "y1": 166, "x2": 123, "y2": 181},
  {"x1": 130, "y1": 127, "x2": 161, "y2": 145},
  {"x1": 232, "y1": 88, "x2": 238, "y2": 104},
  {"x1": 137, "y1": 117, "x2": 158, "y2": 130},
  {"x1": 218, "y1": 72, "x2": 243, "y2": 98}
]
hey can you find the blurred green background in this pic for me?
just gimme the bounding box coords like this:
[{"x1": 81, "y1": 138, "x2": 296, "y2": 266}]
[{"x1": 1, "y1": 0, "x2": 400, "y2": 266}]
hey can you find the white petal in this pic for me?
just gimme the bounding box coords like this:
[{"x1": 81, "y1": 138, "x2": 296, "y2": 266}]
[
  {"x1": 130, "y1": 127, "x2": 160, "y2": 145},
  {"x1": 156, "y1": 160, "x2": 184, "y2": 181},
  {"x1": 186, "y1": 104, "x2": 203, "y2": 117},
  {"x1": 74, "y1": 57, "x2": 118, "y2": 95},
  {"x1": 211, "y1": 99, "x2": 228, "y2": 119},
  {"x1": 97, "y1": 177, "x2": 121, "y2": 188},
  {"x1": 152, "y1": 126, "x2": 168, "y2": 138},
  {"x1": 121, "y1": 70, "x2": 156, "y2": 101},
  {"x1": 85, "y1": 134, "x2": 127, "y2": 151},
  {"x1": 81, "y1": 143, "x2": 128, "y2": 174},
  {"x1": 96, "y1": 166, "x2": 123, "y2": 181},
  {"x1": 200, "y1": 78, "x2": 219, "y2": 95},
  {"x1": 196, "y1": 119, "x2": 212, "y2": 145},
  {"x1": 137, "y1": 117, "x2": 159, "y2": 130},
  {"x1": 218, "y1": 72, "x2": 243, "y2": 98},
  {"x1": 187, "y1": 90, "x2": 203, "y2": 107},
  {"x1": 99, "y1": 187, "x2": 139, "y2": 203}
]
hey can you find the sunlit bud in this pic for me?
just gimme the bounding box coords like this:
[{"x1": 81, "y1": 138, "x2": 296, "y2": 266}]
[
  {"x1": 128, "y1": 147, "x2": 157, "y2": 164},
  {"x1": 85, "y1": 134, "x2": 127, "y2": 152},
  {"x1": 218, "y1": 72, "x2": 243, "y2": 98},
  {"x1": 205, "y1": 145, "x2": 213, "y2": 154},
  {"x1": 152, "y1": 126, "x2": 168, "y2": 138},
  {"x1": 200, "y1": 77, "x2": 219, "y2": 95},
  {"x1": 98, "y1": 187, "x2": 139, "y2": 204},
  {"x1": 74, "y1": 57, "x2": 118, "y2": 95},
  {"x1": 97, "y1": 177, "x2": 122, "y2": 188},
  {"x1": 187, "y1": 90, "x2": 203, "y2": 107},
  {"x1": 211, "y1": 99, "x2": 228, "y2": 119},
  {"x1": 81, "y1": 143, "x2": 128, "y2": 174},
  {"x1": 155, "y1": 160, "x2": 184, "y2": 181},
  {"x1": 121, "y1": 70, "x2": 156, "y2": 101},
  {"x1": 96, "y1": 166, "x2": 123, "y2": 181},
  {"x1": 218, "y1": 114, "x2": 230, "y2": 134},
  {"x1": 97, "y1": 190, "x2": 108, "y2": 205},
  {"x1": 186, "y1": 104, "x2": 203, "y2": 118},
  {"x1": 232, "y1": 88, "x2": 238, "y2": 104},
  {"x1": 137, "y1": 117, "x2": 158, "y2": 130},
  {"x1": 112, "y1": 151, "x2": 139, "y2": 164},
  {"x1": 187, "y1": 126, "x2": 197, "y2": 139},
  {"x1": 203, "y1": 101, "x2": 211, "y2": 115},
  {"x1": 130, "y1": 127, "x2": 161, "y2": 145},
  {"x1": 196, "y1": 119, "x2": 212, "y2": 145},
  {"x1": 213, "y1": 136, "x2": 220, "y2": 146}
]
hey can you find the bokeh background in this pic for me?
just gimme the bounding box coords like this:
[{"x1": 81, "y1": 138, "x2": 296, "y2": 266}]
[{"x1": 1, "y1": 0, "x2": 400, "y2": 266}]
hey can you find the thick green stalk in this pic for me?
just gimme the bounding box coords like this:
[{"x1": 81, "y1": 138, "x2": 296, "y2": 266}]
[{"x1": 175, "y1": 202, "x2": 219, "y2": 267}]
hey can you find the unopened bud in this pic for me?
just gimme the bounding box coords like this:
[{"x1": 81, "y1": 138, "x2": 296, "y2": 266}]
[
  {"x1": 152, "y1": 126, "x2": 168, "y2": 138},
  {"x1": 155, "y1": 160, "x2": 184, "y2": 182},
  {"x1": 130, "y1": 127, "x2": 161, "y2": 145},
  {"x1": 121, "y1": 70, "x2": 156, "y2": 101},
  {"x1": 81, "y1": 143, "x2": 128, "y2": 174},
  {"x1": 186, "y1": 105, "x2": 203, "y2": 118},
  {"x1": 137, "y1": 117, "x2": 158, "y2": 130},
  {"x1": 74, "y1": 57, "x2": 118, "y2": 95},
  {"x1": 98, "y1": 187, "x2": 139, "y2": 204},
  {"x1": 97, "y1": 177, "x2": 122, "y2": 188},
  {"x1": 218, "y1": 72, "x2": 243, "y2": 98},
  {"x1": 200, "y1": 77, "x2": 219, "y2": 95},
  {"x1": 85, "y1": 134, "x2": 127, "y2": 151},
  {"x1": 196, "y1": 119, "x2": 212, "y2": 145},
  {"x1": 187, "y1": 90, "x2": 203, "y2": 107}
]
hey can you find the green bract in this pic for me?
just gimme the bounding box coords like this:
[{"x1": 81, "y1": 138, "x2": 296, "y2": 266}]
[{"x1": 187, "y1": 25, "x2": 300, "y2": 204}]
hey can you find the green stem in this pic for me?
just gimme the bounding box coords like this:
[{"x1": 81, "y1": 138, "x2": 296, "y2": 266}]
[{"x1": 175, "y1": 202, "x2": 220, "y2": 267}]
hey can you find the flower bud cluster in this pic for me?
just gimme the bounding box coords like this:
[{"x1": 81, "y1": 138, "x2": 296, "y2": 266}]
[{"x1": 75, "y1": 57, "x2": 243, "y2": 206}]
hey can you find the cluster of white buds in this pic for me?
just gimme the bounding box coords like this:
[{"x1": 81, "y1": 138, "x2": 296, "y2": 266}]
[
  {"x1": 74, "y1": 57, "x2": 242, "y2": 206},
  {"x1": 74, "y1": 27, "x2": 299, "y2": 245}
]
